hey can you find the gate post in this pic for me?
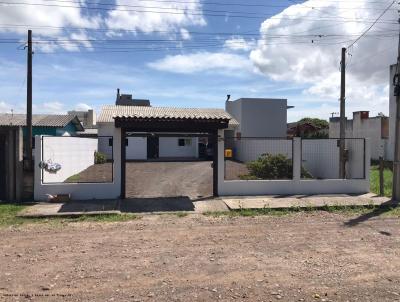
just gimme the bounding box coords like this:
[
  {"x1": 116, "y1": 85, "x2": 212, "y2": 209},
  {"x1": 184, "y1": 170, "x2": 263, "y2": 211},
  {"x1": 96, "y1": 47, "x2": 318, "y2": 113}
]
[
  {"x1": 293, "y1": 137, "x2": 301, "y2": 181},
  {"x1": 212, "y1": 130, "x2": 219, "y2": 197},
  {"x1": 120, "y1": 128, "x2": 126, "y2": 199}
]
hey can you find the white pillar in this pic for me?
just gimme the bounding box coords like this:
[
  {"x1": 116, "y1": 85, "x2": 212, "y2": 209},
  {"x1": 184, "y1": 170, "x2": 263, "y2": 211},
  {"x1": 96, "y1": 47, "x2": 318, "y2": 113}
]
[{"x1": 293, "y1": 137, "x2": 301, "y2": 181}]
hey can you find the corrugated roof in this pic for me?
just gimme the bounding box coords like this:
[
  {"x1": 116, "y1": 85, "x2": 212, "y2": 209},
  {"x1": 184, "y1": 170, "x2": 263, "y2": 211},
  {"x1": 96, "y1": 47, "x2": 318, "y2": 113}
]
[
  {"x1": 0, "y1": 114, "x2": 84, "y2": 130},
  {"x1": 98, "y1": 105, "x2": 238, "y2": 125}
]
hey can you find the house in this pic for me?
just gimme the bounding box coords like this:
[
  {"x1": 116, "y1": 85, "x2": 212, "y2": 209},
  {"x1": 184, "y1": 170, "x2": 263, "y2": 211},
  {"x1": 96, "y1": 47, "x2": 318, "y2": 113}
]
[
  {"x1": 0, "y1": 113, "x2": 84, "y2": 142},
  {"x1": 68, "y1": 109, "x2": 98, "y2": 137},
  {"x1": 329, "y1": 111, "x2": 389, "y2": 160},
  {"x1": 225, "y1": 98, "x2": 290, "y2": 138},
  {"x1": 97, "y1": 105, "x2": 235, "y2": 160}
]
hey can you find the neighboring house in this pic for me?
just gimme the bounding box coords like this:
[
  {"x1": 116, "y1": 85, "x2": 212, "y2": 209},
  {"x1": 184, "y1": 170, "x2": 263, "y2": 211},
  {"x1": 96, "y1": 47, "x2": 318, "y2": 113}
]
[
  {"x1": 225, "y1": 98, "x2": 291, "y2": 138},
  {"x1": 0, "y1": 114, "x2": 84, "y2": 140},
  {"x1": 97, "y1": 105, "x2": 236, "y2": 160},
  {"x1": 329, "y1": 111, "x2": 389, "y2": 160},
  {"x1": 116, "y1": 89, "x2": 151, "y2": 107},
  {"x1": 67, "y1": 109, "x2": 97, "y2": 128}
]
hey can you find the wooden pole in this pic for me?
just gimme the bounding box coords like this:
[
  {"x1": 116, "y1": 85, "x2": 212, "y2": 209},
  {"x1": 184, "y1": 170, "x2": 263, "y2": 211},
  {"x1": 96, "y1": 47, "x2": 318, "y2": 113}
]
[
  {"x1": 392, "y1": 20, "x2": 400, "y2": 201},
  {"x1": 339, "y1": 47, "x2": 346, "y2": 179}
]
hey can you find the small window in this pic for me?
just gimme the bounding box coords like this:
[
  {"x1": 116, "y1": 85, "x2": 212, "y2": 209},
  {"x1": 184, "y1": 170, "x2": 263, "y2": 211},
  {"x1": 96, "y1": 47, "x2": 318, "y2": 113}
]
[
  {"x1": 108, "y1": 138, "x2": 113, "y2": 146},
  {"x1": 178, "y1": 138, "x2": 192, "y2": 146}
]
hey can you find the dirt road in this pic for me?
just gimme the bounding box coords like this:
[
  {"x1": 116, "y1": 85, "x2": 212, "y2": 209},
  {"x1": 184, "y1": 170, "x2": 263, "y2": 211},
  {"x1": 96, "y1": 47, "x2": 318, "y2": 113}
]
[{"x1": 1, "y1": 213, "x2": 399, "y2": 301}]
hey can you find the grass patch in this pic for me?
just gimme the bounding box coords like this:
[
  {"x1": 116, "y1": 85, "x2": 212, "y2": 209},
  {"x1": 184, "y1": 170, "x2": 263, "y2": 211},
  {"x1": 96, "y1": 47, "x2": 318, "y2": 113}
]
[
  {"x1": 0, "y1": 203, "x2": 32, "y2": 227},
  {"x1": 0, "y1": 203, "x2": 140, "y2": 228},
  {"x1": 370, "y1": 165, "x2": 392, "y2": 197},
  {"x1": 65, "y1": 173, "x2": 81, "y2": 182},
  {"x1": 204, "y1": 204, "x2": 400, "y2": 218},
  {"x1": 175, "y1": 212, "x2": 189, "y2": 218}
]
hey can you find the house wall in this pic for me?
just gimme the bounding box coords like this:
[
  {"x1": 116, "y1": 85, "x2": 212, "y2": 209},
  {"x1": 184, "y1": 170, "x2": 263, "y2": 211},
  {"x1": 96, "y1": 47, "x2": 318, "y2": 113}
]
[
  {"x1": 34, "y1": 128, "x2": 122, "y2": 201},
  {"x1": 329, "y1": 114, "x2": 387, "y2": 160},
  {"x1": 226, "y1": 98, "x2": 287, "y2": 138},
  {"x1": 159, "y1": 137, "x2": 199, "y2": 158},
  {"x1": 126, "y1": 137, "x2": 147, "y2": 160},
  {"x1": 40, "y1": 136, "x2": 98, "y2": 183}
]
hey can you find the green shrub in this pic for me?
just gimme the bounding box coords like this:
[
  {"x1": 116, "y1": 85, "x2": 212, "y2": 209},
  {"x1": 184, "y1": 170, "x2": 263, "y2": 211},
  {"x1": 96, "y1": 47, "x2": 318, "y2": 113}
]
[
  {"x1": 94, "y1": 151, "x2": 107, "y2": 164},
  {"x1": 245, "y1": 153, "x2": 312, "y2": 180}
]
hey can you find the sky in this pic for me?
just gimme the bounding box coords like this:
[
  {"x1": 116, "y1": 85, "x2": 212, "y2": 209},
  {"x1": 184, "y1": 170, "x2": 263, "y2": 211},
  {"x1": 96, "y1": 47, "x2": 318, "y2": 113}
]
[{"x1": 0, "y1": 0, "x2": 398, "y2": 122}]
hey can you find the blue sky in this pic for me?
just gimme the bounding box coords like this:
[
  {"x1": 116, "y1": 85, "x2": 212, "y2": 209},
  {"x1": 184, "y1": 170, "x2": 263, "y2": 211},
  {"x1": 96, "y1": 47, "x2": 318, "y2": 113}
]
[{"x1": 0, "y1": 0, "x2": 397, "y2": 121}]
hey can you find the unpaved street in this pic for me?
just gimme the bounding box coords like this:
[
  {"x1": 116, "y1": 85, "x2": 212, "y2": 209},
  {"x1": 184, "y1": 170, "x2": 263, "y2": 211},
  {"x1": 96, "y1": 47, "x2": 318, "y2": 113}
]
[{"x1": 1, "y1": 213, "x2": 400, "y2": 301}]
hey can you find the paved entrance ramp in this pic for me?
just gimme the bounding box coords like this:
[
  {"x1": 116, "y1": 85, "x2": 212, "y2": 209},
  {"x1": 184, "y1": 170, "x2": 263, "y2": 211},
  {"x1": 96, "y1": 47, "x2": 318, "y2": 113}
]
[{"x1": 221, "y1": 193, "x2": 393, "y2": 210}]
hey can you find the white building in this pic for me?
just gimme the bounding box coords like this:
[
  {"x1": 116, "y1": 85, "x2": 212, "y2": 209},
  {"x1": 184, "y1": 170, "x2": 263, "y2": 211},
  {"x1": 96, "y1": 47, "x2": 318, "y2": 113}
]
[{"x1": 329, "y1": 111, "x2": 389, "y2": 160}]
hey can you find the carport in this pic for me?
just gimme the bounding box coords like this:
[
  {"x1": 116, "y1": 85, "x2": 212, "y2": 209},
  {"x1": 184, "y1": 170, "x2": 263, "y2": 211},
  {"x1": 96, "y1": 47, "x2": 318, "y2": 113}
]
[{"x1": 113, "y1": 107, "x2": 231, "y2": 198}]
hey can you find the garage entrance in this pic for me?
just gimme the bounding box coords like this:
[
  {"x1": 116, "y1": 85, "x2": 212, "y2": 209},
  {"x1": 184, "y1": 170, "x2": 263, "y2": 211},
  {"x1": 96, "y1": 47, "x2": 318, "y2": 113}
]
[
  {"x1": 124, "y1": 132, "x2": 213, "y2": 199},
  {"x1": 115, "y1": 114, "x2": 229, "y2": 199}
]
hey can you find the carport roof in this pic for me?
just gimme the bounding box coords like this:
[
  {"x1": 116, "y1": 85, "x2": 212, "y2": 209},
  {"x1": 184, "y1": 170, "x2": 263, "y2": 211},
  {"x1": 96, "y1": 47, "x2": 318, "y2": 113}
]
[{"x1": 98, "y1": 105, "x2": 238, "y2": 125}]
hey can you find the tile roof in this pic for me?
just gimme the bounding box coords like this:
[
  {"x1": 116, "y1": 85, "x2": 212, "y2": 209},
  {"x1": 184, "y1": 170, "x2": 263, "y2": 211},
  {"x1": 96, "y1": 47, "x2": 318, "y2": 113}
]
[
  {"x1": 0, "y1": 114, "x2": 84, "y2": 130},
  {"x1": 98, "y1": 105, "x2": 238, "y2": 125}
]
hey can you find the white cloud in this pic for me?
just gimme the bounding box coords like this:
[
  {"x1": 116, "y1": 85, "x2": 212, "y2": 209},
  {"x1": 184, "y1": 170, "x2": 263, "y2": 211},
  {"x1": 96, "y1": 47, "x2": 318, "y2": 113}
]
[
  {"x1": 41, "y1": 102, "x2": 65, "y2": 114},
  {"x1": 0, "y1": 101, "x2": 14, "y2": 113},
  {"x1": 148, "y1": 52, "x2": 254, "y2": 74},
  {"x1": 0, "y1": 0, "x2": 100, "y2": 36},
  {"x1": 249, "y1": 0, "x2": 397, "y2": 115},
  {"x1": 106, "y1": 0, "x2": 206, "y2": 34},
  {"x1": 180, "y1": 28, "x2": 191, "y2": 40},
  {"x1": 74, "y1": 103, "x2": 92, "y2": 111},
  {"x1": 224, "y1": 37, "x2": 256, "y2": 52}
]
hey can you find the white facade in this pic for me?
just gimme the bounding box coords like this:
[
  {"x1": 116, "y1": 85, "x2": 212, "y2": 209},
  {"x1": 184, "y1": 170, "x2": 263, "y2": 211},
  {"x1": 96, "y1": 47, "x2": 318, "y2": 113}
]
[
  {"x1": 97, "y1": 122, "x2": 199, "y2": 160},
  {"x1": 226, "y1": 98, "x2": 288, "y2": 138},
  {"x1": 329, "y1": 111, "x2": 388, "y2": 160}
]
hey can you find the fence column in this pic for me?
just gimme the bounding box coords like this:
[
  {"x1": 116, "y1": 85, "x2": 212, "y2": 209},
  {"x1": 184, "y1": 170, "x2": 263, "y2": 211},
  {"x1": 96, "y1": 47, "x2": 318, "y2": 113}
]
[{"x1": 293, "y1": 137, "x2": 301, "y2": 181}]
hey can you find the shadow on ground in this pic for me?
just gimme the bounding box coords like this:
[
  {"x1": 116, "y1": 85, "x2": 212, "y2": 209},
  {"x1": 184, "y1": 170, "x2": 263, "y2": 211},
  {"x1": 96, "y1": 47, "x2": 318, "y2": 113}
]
[
  {"x1": 119, "y1": 197, "x2": 196, "y2": 213},
  {"x1": 344, "y1": 200, "x2": 399, "y2": 227}
]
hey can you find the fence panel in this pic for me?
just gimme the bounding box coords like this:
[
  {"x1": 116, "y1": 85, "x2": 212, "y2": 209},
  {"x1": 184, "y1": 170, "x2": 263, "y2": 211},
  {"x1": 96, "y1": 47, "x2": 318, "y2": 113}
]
[
  {"x1": 224, "y1": 137, "x2": 293, "y2": 180},
  {"x1": 301, "y1": 138, "x2": 365, "y2": 179},
  {"x1": 41, "y1": 136, "x2": 113, "y2": 184}
]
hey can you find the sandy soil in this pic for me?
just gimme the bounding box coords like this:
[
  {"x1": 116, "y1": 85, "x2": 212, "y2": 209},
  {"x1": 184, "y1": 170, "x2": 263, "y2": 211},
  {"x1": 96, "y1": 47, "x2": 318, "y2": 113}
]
[{"x1": 1, "y1": 213, "x2": 399, "y2": 301}]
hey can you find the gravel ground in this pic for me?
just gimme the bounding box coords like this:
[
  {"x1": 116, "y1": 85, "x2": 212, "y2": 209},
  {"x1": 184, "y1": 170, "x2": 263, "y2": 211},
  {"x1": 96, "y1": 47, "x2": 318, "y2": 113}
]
[{"x1": 1, "y1": 212, "x2": 399, "y2": 301}]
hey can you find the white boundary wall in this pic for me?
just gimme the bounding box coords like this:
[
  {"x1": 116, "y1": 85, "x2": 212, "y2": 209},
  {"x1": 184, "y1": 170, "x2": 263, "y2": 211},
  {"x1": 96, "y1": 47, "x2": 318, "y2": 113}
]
[
  {"x1": 34, "y1": 130, "x2": 122, "y2": 201},
  {"x1": 218, "y1": 134, "x2": 370, "y2": 196},
  {"x1": 41, "y1": 136, "x2": 98, "y2": 183}
]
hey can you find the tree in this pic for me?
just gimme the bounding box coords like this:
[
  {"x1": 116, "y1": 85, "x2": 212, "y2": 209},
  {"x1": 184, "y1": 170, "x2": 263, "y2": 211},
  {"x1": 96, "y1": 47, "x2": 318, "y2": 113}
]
[{"x1": 298, "y1": 117, "x2": 329, "y2": 129}]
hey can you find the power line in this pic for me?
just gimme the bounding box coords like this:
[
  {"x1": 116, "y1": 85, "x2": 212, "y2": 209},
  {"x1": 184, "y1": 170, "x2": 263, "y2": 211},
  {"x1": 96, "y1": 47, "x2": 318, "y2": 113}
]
[
  {"x1": 0, "y1": 1, "x2": 398, "y2": 23},
  {"x1": 347, "y1": 0, "x2": 396, "y2": 48}
]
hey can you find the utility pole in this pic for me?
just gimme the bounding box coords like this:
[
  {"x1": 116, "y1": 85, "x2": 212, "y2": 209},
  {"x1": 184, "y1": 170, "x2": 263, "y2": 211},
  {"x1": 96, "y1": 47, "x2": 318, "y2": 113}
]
[
  {"x1": 26, "y1": 29, "x2": 33, "y2": 170},
  {"x1": 392, "y1": 17, "x2": 400, "y2": 201},
  {"x1": 339, "y1": 47, "x2": 346, "y2": 179}
]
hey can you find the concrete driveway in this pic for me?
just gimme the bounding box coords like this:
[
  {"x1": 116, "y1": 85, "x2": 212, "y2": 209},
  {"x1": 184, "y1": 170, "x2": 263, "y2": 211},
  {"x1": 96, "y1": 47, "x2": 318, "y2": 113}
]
[{"x1": 125, "y1": 161, "x2": 213, "y2": 199}]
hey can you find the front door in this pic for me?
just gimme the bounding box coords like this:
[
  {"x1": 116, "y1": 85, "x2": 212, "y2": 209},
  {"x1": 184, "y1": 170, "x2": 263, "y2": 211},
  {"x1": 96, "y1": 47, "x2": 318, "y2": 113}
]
[
  {"x1": 147, "y1": 136, "x2": 159, "y2": 159},
  {"x1": 0, "y1": 134, "x2": 6, "y2": 200}
]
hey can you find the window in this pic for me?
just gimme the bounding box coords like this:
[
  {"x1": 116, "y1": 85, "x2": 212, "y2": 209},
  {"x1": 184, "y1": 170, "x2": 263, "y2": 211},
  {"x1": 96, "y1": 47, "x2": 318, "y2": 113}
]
[
  {"x1": 178, "y1": 138, "x2": 192, "y2": 146},
  {"x1": 108, "y1": 138, "x2": 113, "y2": 146}
]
